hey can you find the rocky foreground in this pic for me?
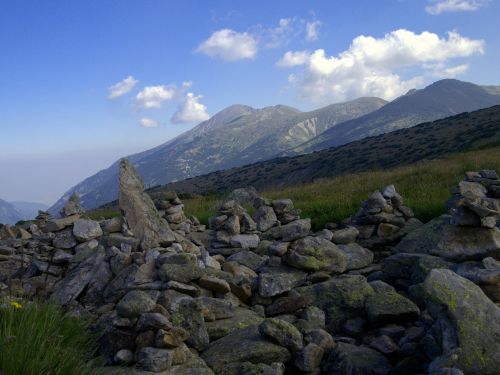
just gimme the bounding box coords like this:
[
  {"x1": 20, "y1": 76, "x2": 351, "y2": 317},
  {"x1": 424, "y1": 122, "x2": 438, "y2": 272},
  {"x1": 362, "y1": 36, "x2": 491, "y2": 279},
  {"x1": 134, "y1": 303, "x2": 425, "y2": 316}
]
[{"x1": 1, "y1": 160, "x2": 499, "y2": 375}]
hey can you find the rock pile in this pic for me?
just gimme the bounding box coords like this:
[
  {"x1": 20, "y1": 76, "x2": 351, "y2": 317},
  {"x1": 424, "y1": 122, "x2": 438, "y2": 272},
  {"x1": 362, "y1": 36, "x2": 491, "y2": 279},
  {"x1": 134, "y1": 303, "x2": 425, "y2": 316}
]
[
  {"x1": 1, "y1": 168, "x2": 499, "y2": 375},
  {"x1": 349, "y1": 184, "x2": 423, "y2": 250},
  {"x1": 448, "y1": 169, "x2": 500, "y2": 228}
]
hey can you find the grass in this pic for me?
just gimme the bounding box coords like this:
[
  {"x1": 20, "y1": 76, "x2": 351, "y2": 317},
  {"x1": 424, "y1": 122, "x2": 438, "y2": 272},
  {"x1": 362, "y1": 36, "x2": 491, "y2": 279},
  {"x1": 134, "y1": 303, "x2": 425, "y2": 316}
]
[
  {"x1": 0, "y1": 300, "x2": 102, "y2": 375},
  {"x1": 182, "y1": 146, "x2": 500, "y2": 229}
]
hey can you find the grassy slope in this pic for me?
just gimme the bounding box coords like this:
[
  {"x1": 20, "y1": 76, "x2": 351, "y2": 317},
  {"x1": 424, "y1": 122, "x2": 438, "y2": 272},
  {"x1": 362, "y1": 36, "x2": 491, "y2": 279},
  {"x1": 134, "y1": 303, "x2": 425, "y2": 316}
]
[{"x1": 182, "y1": 146, "x2": 500, "y2": 229}]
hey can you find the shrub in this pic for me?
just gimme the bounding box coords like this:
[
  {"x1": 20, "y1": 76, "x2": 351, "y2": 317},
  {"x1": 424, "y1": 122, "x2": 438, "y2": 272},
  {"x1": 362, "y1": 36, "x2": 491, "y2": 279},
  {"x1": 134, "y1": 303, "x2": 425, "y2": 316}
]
[{"x1": 0, "y1": 300, "x2": 102, "y2": 375}]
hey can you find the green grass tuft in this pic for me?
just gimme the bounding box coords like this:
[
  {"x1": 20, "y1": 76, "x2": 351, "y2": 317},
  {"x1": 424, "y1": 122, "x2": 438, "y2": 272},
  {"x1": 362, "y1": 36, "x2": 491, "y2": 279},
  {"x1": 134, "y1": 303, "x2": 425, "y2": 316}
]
[{"x1": 0, "y1": 300, "x2": 103, "y2": 375}]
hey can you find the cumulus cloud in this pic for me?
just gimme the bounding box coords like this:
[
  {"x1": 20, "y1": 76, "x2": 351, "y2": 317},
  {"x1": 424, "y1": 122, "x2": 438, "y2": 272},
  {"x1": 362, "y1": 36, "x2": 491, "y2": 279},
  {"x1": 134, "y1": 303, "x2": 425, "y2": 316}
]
[
  {"x1": 277, "y1": 29, "x2": 484, "y2": 103},
  {"x1": 108, "y1": 75, "x2": 138, "y2": 99},
  {"x1": 276, "y1": 50, "x2": 311, "y2": 67},
  {"x1": 196, "y1": 29, "x2": 257, "y2": 61},
  {"x1": 171, "y1": 93, "x2": 210, "y2": 124},
  {"x1": 426, "y1": 0, "x2": 490, "y2": 14},
  {"x1": 305, "y1": 21, "x2": 321, "y2": 42},
  {"x1": 139, "y1": 117, "x2": 159, "y2": 128},
  {"x1": 135, "y1": 85, "x2": 176, "y2": 109},
  {"x1": 264, "y1": 18, "x2": 297, "y2": 48}
]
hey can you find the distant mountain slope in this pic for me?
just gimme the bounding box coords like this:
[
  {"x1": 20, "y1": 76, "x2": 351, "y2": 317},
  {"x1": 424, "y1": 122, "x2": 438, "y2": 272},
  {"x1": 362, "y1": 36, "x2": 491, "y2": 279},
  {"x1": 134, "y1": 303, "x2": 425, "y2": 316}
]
[
  {"x1": 11, "y1": 201, "x2": 49, "y2": 220},
  {"x1": 152, "y1": 105, "x2": 500, "y2": 196},
  {"x1": 0, "y1": 198, "x2": 22, "y2": 225},
  {"x1": 49, "y1": 98, "x2": 385, "y2": 213},
  {"x1": 288, "y1": 79, "x2": 500, "y2": 155}
]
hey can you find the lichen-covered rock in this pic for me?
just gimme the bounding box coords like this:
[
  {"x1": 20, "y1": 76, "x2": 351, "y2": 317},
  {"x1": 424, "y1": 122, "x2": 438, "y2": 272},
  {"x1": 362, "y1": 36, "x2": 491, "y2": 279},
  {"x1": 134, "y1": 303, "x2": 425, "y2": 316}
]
[
  {"x1": 325, "y1": 342, "x2": 392, "y2": 375},
  {"x1": 365, "y1": 281, "x2": 420, "y2": 325},
  {"x1": 259, "y1": 318, "x2": 303, "y2": 352},
  {"x1": 395, "y1": 215, "x2": 500, "y2": 261},
  {"x1": 205, "y1": 307, "x2": 263, "y2": 340},
  {"x1": 424, "y1": 269, "x2": 500, "y2": 375},
  {"x1": 116, "y1": 290, "x2": 157, "y2": 318},
  {"x1": 267, "y1": 219, "x2": 311, "y2": 242},
  {"x1": 286, "y1": 236, "x2": 347, "y2": 273},
  {"x1": 338, "y1": 243, "x2": 374, "y2": 270},
  {"x1": 201, "y1": 325, "x2": 291, "y2": 373},
  {"x1": 258, "y1": 266, "x2": 306, "y2": 298},
  {"x1": 294, "y1": 343, "x2": 324, "y2": 372},
  {"x1": 119, "y1": 159, "x2": 176, "y2": 250}
]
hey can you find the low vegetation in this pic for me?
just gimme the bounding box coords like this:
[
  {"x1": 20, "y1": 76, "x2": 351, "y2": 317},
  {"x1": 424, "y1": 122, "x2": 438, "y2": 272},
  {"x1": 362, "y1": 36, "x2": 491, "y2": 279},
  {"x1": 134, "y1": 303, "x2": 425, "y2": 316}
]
[
  {"x1": 0, "y1": 300, "x2": 102, "y2": 375},
  {"x1": 183, "y1": 146, "x2": 500, "y2": 229}
]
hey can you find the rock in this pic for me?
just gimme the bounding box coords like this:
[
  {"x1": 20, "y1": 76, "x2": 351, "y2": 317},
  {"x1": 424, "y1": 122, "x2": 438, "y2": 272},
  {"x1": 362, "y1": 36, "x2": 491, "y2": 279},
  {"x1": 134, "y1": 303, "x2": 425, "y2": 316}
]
[
  {"x1": 259, "y1": 318, "x2": 303, "y2": 352},
  {"x1": 198, "y1": 276, "x2": 231, "y2": 294},
  {"x1": 198, "y1": 297, "x2": 235, "y2": 321},
  {"x1": 158, "y1": 254, "x2": 202, "y2": 284},
  {"x1": 367, "y1": 335, "x2": 399, "y2": 355},
  {"x1": 331, "y1": 227, "x2": 359, "y2": 244},
  {"x1": 265, "y1": 295, "x2": 313, "y2": 316},
  {"x1": 60, "y1": 193, "x2": 85, "y2": 217},
  {"x1": 424, "y1": 269, "x2": 500, "y2": 375},
  {"x1": 155, "y1": 327, "x2": 189, "y2": 348},
  {"x1": 227, "y1": 250, "x2": 266, "y2": 271},
  {"x1": 286, "y1": 236, "x2": 347, "y2": 273},
  {"x1": 377, "y1": 223, "x2": 400, "y2": 237},
  {"x1": 135, "y1": 347, "x2": 177, "y2": 372},
  {"x1": 394, "y1": 215, "x2": 500, "y2": 261},
  {"x1": 177, "y1": 299, "x2": 209, "y2": 351},
  {"x1": 201, "y1": 325, "x2": 291, "y2": 373},
  {"x1": 116, "y1": 290, "x2": 157, "y2": 318},
  {"x1": 230, "y1": 234, "x2": 260, "y2": 249},
  {"x1": 268, "y1": 219, "x2": 311, "y2": 242},
  {"x1": 136, "y1": 312, "x2": 172, "y2": 331},
  {"x1": 103, "y1": 216, "x2": 123, "y2": 233},
  {"x1": 205, "y1": 307, "x2": 263, "y2": 341},
  {"x1": 304, "y1": 329, "x2": 335, "y2": 352},
  {"x1": 338, "y1": 243, "x2": 374, "y2": 270},
  {"x1": 73, "y1": 219, "x2": 103, "y2": 241},
  {"x1": 224, "y1": 215, "x2": 240, "y2": 236},
  {"x1": 294, "y1": 343, "x2": 324, "y2": 372},
  {"x1": 254, "y1": 206, "x2": 279, "y2": 232},
  {"x1": 365, "y1": 281, "x2": 420, "y2": 325},
  {"x1": 258, "y1": 266, "x2": 306, "y2": 298},
  {"x1": 118, "y1": 159, "x2": 176, "y2": 250},
  {"x1": 325, "y1": 342, "x2": 392, "y2": 375},
  {"x1": 114, "y1": 349, "x2": 134, "y2": 365},
  {"x1": 53, "y1": 228, "x2": 77, "y2": 249}
]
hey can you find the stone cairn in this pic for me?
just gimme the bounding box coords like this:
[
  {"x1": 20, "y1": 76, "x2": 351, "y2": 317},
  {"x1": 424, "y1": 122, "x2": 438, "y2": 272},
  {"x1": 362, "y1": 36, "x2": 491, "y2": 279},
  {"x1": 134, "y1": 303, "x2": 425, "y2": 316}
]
[
  {"x1": 448, "y1": 169, "x2": 500, "y2": 228},
  {"x1": 0, "y1": 168, "x2": 499, "y2": 375}
]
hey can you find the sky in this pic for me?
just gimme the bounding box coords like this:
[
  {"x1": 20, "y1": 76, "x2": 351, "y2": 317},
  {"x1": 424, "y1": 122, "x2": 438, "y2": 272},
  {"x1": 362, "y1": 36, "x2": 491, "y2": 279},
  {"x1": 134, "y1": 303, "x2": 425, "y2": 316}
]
[{"x1": 0, "y1": 0, "x2": 499, "y2": 205}]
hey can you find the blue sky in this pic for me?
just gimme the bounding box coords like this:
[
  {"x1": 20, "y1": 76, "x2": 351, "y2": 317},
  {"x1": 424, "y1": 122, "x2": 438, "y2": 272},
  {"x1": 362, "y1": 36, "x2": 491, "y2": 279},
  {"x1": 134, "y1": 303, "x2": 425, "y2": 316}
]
[{"x1": 0, "y1": 0, "x2": 499, "y2": 204}]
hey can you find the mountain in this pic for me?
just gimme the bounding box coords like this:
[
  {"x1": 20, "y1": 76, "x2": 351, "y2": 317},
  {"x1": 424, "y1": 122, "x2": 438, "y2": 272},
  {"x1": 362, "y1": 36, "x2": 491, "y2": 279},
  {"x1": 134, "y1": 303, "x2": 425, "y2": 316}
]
[
  {"x1": 147, "y1": 105, "x2": 500, "y2": 196},
  {"x1": 287, "y1": 79, "x2": 500, "y2": 155},
  {"x1": 49, "y1": 97, "x2": 386, "y2": 213},
  {"x1": 11, "y1": 201, "x2": 49, "y2": 220},
  {"x1": 0, "y1": 198, "x2": 23, "y2": 225}
]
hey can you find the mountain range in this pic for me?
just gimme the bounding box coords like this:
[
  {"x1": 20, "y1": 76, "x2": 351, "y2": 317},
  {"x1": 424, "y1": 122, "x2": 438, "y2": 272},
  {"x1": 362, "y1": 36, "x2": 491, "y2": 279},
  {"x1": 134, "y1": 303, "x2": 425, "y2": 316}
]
[
  {"x1": 49, "y1": 79, "x2": 500, "y2": 213},
  {"x1": 0, "y1": 199, "x2": 49, "y2": 225}
]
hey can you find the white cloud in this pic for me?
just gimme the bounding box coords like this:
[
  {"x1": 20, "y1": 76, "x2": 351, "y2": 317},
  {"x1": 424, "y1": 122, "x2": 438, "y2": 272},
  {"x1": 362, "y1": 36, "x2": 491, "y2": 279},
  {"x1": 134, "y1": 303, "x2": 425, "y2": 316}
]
[
  {"x1": 196, "y1": 29, "x2": 257, "y2": 61},
  {"x1": 139, "y1": 117, "x2": 158, "y2": 128},
  {"x1": 171, "y1": 93, "x2": 210, "y2": 124},
  {"x1": 305, "y1": 21, "x2": 321, "y2": 42},
  {"x1": 265, "y1": 18, "x2": 297, "y2": 48},
  {"x1": 426, "y1": 0, "x2": 490, "y2": 14},
  {"x1": 108, "y1": 76, "x2": 138, "y2": 99},
  {"x1": 278, "y1": 29, "x2": 484, "y2": 103},
  {"x1": 277, "y1": 50, "x2": 311, "y2": 67},
  {"x1": 135, "y1": 85, "x2": 176, "y2": 108}
]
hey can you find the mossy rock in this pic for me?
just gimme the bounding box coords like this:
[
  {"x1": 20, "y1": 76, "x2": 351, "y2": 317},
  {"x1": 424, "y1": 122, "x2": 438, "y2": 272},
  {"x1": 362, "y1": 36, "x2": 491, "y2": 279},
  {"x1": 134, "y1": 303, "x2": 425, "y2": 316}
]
[
  {"x1": 424, "y1": 269, "x2": 500, "y2": 375},
  {"x1": 205, "y1": 307, "x2": 264, "y2": 341}
]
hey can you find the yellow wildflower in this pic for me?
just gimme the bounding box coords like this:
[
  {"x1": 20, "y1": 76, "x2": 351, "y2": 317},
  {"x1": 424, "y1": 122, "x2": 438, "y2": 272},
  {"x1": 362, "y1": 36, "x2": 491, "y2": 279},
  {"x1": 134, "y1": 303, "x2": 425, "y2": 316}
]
[{"x1": 10, "y1": 301, "x2": 22, "y2": 309}]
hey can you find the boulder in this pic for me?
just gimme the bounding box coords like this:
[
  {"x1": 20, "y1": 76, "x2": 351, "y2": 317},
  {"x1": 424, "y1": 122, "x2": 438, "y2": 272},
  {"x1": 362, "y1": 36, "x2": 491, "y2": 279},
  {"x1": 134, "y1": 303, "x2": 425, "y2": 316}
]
[
  {"x1": 338, "y1": 243, "x2": 374, "y2": 270},
  {"x1": 424, "y1": 269, "x2": 500, "y2": 375},
  {"x1": 205, "y1": 307, "x2": 263, "y2": 341},
  {"x1": 258, "y1": 266, "x2": 306, "y2": 298},
  {"x1": 118, "y1": 159, "x2": 176, "y2": 250},
  {"x1": 286, "y1": 236, "x2": 347, "y2": 273},
  {"x1": 331, "y1": 227, "x2": 359, "y2": 244},
  {"x1": 253, "y1": 206, "x2": 279, "y2": 232},
  {"x1": 201, "y1": 325, "x2": 291, "y2": 373},
  {"x1": 116, "y1": 290, "x2": 157, "y2": 318},
  {"x1": 267, "y1": 219, "x2": 311, "y2": 242},
  {"x1": 259, "y1": 318, "x2": 304, "y2": 352},
  {"x1": 60, "y1": 192, "x2": 85, "y2": 217},
  {"x1": 73, "y1": 219, "x2": 103, "y2": 242},
  {"x1": 325, "y1": 342, "x2": 392, "y2": 375}
]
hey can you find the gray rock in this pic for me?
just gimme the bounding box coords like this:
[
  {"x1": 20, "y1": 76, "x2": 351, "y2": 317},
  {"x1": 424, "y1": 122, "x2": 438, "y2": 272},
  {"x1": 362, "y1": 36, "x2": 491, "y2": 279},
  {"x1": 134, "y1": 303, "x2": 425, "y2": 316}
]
[
  {"x1": 116, "y1": 290, "x2": 157, "y2": 318},
  {"x1": 325, "y1": 342, "x2": 392, "y2": 375},
  {"x1": 331, "y1": 227, "x2": 359, "y2": 244},
  {"x1": 230, "y1": 234, "x2": 260, "y2": 249},
  {"x1": 53, "y1": 228, "x2": 77, "y2": 249},
  {"x1": 254, "y1": 205, "x2": 279, "y2": 232},
  {"x1": 286, "y1": 236, "x2": 347, "y2": 273},
  {"x1": 114, "y1": 349, "x2": 134, "y2": 365},
  {"x1": 338, "y1": 243, "x2": 374, "y2": 270},
  {"x1": 201, "y1": 325, "x2": 291, "y2": 373},
  {"x1": 135, "y1": 347, "x2": 176, "y2": 372},
  {"x1": 294, "y1": 343, "x2": 324, "y2": 372},
  {"x1": 424, "y1": 269, "x2": 500, "y2": 375},
  {"x1": 259, "y1": 318, "x2": 303, "y2": 352},
  {"x1": 198, "y1": 276, "x2": 231, "y2": 294},
  {"x1": 136, "y1": 312, "x2": 172, "y2": 331},
  {"x1": 73, "y1": 219, "x2": 103, "y2": 242},
  {"x1": 177, "y1": 299, "x2": 209, "y2": 351},
  {"x1": 268, "y1": 219, "x2": 311, "y2": 242},
  {"x1": 60, "y1": 193, "x2": 85, "y2": 217},
  {"x1": 205, "y1": 307, "x2": 263, "y2": 341},
  {"x1": 119, "y1": 159, "x2": 176, "y2": 250},
  {"x1": 258, "y1": 266, "x2": 306, "y2": 298},
  {"x1": 227, "y1": 250, "x2": 266, "y2": 271}
]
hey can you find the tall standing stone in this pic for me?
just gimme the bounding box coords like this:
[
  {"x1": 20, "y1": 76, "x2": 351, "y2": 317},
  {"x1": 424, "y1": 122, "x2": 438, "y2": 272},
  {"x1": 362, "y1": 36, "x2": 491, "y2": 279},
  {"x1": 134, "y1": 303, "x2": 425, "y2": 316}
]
[{"x1": 119, "y1": 159, "x2": 175, "y2": 250}]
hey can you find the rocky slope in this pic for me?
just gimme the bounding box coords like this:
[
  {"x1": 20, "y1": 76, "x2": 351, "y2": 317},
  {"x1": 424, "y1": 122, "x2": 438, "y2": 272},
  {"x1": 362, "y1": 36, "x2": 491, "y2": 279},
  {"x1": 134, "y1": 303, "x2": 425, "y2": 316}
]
[
  {"x1": 287, "y1": 79, "x2": 500, "y2": 155},
  {"x1": 0, "y1": 197, "x2": 22, "y2": 225},
  {"x1": 10, "y1": 201, "x2": 49, "y2": 221},
  {"x1": 2, "y1": 163, "x2": 499, "y2": 374},
  {"x1": 151, "y1": 105, "x2": 500, "y2": 196},
  {"x1": 49, "y1": 98, "x2": 385, "y2": 213}
]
